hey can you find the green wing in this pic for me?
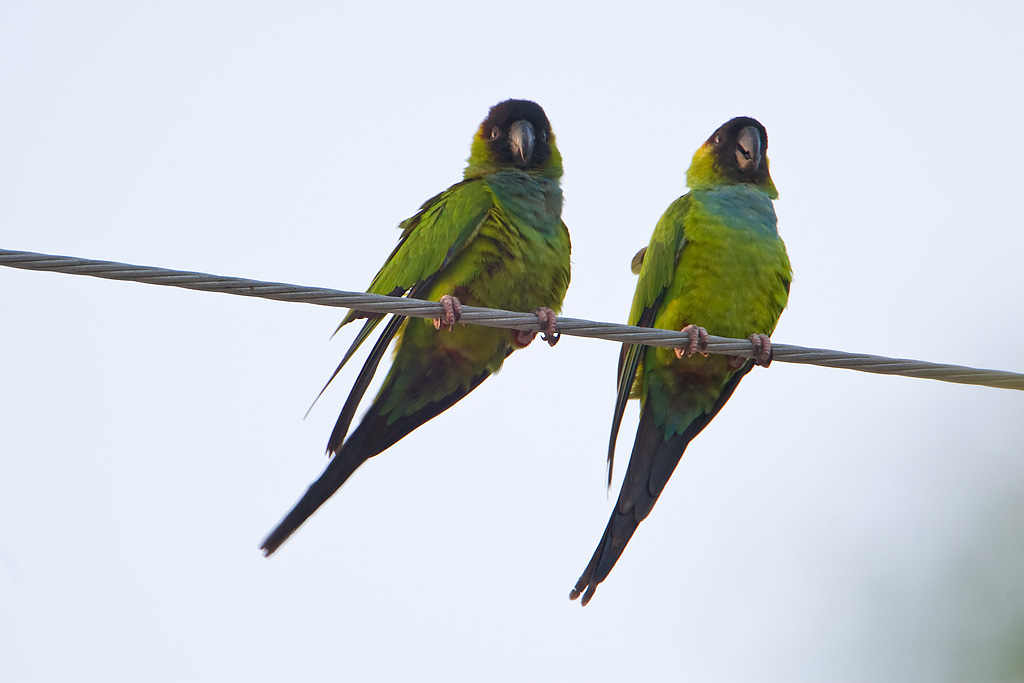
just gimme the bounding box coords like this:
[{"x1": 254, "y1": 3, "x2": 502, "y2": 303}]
[
  {"x1": 627, "y1": 195, "x2": 689, "y2": 327},
  {"x1": 607, "y1": 195, "x2": 689, "y2": 482},
  {"x1": 335, "y1": 179, "x2": 491, "y2": 363},
  {"x1": 363, "y1": 180, "x2": 492, "y2": 300},
  {"x1": 629, "y1": 247, "x2": 646, "y2": 275},
  {"x1": 312, "y1": 180, "x2": 492, "y2": 432}
]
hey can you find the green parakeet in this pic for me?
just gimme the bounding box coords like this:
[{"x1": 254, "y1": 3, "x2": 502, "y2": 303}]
[
  {"x1": 261, "y1": 99, "x2": 570, "y2": 556},
  {"x1": 570, "y1": 117, "x2": 791, "y2": 605}
]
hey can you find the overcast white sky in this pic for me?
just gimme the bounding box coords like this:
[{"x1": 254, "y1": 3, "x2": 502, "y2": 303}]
[{"x1": 3, "y1": 2, "x2": 1024, "y2": 681}]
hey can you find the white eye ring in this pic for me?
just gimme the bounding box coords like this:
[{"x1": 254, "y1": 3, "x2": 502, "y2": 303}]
[{"x1": 490, "y1": 126, "x2": 500, "y2": 140}]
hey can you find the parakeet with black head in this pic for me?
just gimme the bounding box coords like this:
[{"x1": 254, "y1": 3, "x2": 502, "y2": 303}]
[
  {"x1": 571, "y1": 117, "x2": 791, "y2": 605},
  {"x1": 261, "y1": 99, "x2": 570, "y2": 556}
]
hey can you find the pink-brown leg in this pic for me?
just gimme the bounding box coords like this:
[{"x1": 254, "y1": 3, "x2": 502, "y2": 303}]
[
  {"x1": 433, "y1": 294, "x2": 463, "y2": 331},
  {"x1": 515, "y1": 307, "x2": 559, "y2": 347},
  {"x1": 749, "y1": 333, "x2": 773, "y2": 367},
  {"x1": 729, "y1": 333, "x2": 772, "y2": 368},
  {"x1": 674, "y1": 324, "x2": 709, "y2": 359}
]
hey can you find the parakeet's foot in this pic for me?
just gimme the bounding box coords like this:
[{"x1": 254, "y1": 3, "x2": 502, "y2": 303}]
[
  {"x1": 749, "y1": 333, "x2": 772, "y2": 367},
  {"x1": 515, "y1": 307, "x2": 559, "y2": 347},
  {"x1": 674, "y1": 324, "x2": 708, "y2": 359},
  {"x1": 536, "y1": 307, "x2": 559, "y2": 346},
  {"x1": 433, "y1": 294, "x2": 463, "y2": 331},
  {"x1": 728, "y1": 333, "x2": 773, "y2": 369}
]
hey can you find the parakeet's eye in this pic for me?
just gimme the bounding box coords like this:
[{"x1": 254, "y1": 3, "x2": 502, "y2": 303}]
[
  {"x1": 541, "y1": 129, "x2": 548, "y2": 141},
  {"x1": 489, "y1": 126, "x2": 500, "y2": 140},
  {"x1": 714, "y1": 133, "x2": 724, "y2": 146}
]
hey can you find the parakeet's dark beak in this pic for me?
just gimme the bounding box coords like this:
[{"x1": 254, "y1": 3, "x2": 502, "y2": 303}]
[
  {"x1": 508, "y1": 119, "x2": 535, "y2": 166},
  {"x1": 735, "y1": 126, "x2": 762, "y2": 173}
]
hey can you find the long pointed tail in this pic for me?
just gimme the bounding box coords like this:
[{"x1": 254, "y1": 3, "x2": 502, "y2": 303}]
[
  {"x1": 570, "y1": 404, "x2": 692, "y2": 605},
  {"x1": 259, "y1": 441, "x2": 371, "y2": 556},
  {"x1": 571, "y1": 364, "x2": 754, "y2": 605},
  {"x1": 260, "y1": 367, "x2": 494, "y2": 556}
]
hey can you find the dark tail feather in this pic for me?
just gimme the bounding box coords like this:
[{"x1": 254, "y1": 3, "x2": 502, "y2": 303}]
[
  {"x1": 260, "y1": 369, "x2": 494, "y2": 556},
  {"x1": 571, "y1": 363, "x2": 754, "y2": 605},
  {"x1": 259, "y1": 434, "x2": 374, "y2": 556},
  {"x1": 326, "y1": 314, "x2": 406, "y2": 454},
  {"x1": 570, "y1": 404, "x2": 691, "y2": 605}
]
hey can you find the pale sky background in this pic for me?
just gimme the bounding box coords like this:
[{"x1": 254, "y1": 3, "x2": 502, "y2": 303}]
[{"x1": 2, "y1": 2, "x2": 1024, "y2": 681}]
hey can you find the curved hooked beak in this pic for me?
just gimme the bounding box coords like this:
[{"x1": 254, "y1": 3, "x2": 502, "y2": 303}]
[
  {"x1": 735, "y1": 125, "x2": 762, "y2": 173},
  {"x1": 508, "y1": 119, "x2": 536, "y2": 166}
]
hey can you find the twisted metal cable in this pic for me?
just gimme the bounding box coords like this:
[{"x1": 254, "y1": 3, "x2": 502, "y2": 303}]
[{"x1": 2, "y1": 248, "x2": 1022, "y2": 391}]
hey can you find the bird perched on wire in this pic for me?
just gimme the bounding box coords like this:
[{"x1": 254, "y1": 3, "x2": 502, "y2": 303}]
[
  {"x1": 261, "y1": 99, "x2": 571, "y2": 556},
  {"x1": 570, "y1": 117, "x2": 791, "y2": 605}
]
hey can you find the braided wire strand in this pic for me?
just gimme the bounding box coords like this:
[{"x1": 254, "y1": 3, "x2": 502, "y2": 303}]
[{"x1": 2, "y1": 248, "x2": 1022, "y2": 391}]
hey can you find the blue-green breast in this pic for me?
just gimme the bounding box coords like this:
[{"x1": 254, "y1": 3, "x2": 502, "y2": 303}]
[
  {"x1": 644, "y1": 184, "x2": 791, "y2": 436},
  {"x1": 657, "y1": 184, "x2": 790, "y2": 339},
  {"x1": 445, "y1": 171, "x2": 569, "y2": 314}
]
